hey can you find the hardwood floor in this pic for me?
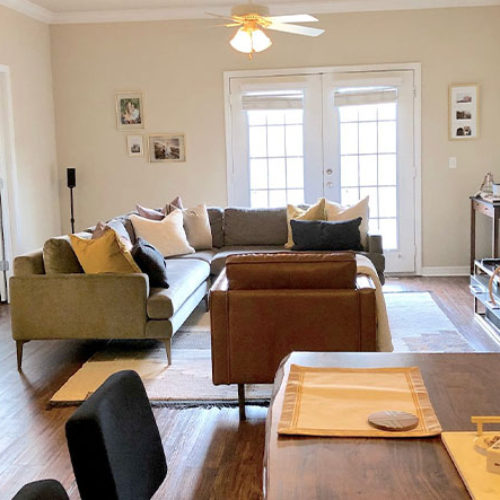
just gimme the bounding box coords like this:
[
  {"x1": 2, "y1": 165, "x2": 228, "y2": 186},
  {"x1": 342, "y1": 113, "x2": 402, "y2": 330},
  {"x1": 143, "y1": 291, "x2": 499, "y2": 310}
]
[{"x1": 0, "y1": 277, "x2": 498, "y2": 499}]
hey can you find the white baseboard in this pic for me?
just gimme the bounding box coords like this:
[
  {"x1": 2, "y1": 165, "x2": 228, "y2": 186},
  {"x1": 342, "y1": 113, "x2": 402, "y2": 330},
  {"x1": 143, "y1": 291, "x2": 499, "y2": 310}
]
[{"x1": 420, "y1": 266, "x2": 469, "y2": 277}]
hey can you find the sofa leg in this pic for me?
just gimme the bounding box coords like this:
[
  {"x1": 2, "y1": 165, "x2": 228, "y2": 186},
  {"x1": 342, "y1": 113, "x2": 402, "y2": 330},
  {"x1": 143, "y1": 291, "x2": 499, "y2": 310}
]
[
  {"x1": 238, "y1": 384, "x2": 246, "y2": 421},
  {"x1": 163, "y1": 339, "x2": 172, "y2": 366},
  {"x1": 16, "y1": 341, "x2": 24, "y2": 372}
]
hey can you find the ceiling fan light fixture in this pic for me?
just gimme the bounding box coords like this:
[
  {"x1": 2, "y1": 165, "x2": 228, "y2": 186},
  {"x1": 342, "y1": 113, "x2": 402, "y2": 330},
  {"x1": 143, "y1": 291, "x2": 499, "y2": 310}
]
[{"x1": 230, "y1": 25, "x2": 272, "y2": 55}]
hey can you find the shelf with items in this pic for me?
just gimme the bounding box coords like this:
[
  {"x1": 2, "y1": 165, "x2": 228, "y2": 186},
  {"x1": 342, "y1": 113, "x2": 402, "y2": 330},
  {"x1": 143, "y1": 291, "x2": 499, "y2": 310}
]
[{"x1": 471, "y1": 259, "x2": 500, "y2": 335}]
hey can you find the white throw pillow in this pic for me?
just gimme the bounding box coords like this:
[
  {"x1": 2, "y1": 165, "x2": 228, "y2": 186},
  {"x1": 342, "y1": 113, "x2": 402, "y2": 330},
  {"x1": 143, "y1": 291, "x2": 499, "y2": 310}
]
[
  {"x1": 285, "y1": 198, "x2": 326, "y2": 248},
  {"x1": 325, "y1": 196, "x2": 370, "y2": 249},
  {"x1": 183, "y1": 204, "x2": 212, "y2": 250},
  {"x1": 130, "y1": 210, "x2": 194, "y2": 257}
]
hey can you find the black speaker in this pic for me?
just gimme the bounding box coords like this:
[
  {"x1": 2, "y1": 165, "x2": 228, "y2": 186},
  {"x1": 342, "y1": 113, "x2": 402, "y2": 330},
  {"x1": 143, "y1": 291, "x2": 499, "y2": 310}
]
[{"x1": 67, "y1": 168, "x2": 76, "y2": 188}]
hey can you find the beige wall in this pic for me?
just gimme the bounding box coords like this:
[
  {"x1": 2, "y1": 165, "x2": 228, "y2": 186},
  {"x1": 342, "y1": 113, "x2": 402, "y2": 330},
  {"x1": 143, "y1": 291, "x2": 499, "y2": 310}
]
[
  {"x1": 0, "y1": 5, "x2": 60, "y2": 254},
  {"x1": 50, "y1": 7, "x2": 500, "y2": 268}
]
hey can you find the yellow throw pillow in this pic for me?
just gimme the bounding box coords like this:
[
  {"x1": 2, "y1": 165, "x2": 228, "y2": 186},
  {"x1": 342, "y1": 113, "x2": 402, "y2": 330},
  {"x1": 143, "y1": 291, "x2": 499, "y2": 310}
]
[
  {"x1": 70, "y1": 229, "x2": 141, "y2": 274},
  {"x1": 285, "y1": 198, "x2": 326, "y2": 248},
  {"x1": 325, "y1": 196, "x2": 370, "y2": 250}
]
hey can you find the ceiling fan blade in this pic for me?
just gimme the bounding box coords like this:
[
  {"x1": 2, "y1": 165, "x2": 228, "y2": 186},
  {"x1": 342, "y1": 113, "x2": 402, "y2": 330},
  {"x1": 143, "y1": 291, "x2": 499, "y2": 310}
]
[
  {"x1": 266, "y1": 14, "x2": 319, "y2": 23},
  {"x1": 205, "y1": 12, "x2": 240, "y2": 22},
  {"x1": 267, "y1": 23, "x2": 325, "y2": 37}
]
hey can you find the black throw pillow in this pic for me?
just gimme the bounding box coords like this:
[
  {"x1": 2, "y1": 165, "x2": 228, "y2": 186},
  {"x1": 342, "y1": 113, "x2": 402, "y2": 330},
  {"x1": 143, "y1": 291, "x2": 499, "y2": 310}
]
[
  {"x1": 131, "y1": 238, "x2": 169, "y2": 288},
  {"x1": 291, "y1": 217, "x2": 363, "y2": 251}
]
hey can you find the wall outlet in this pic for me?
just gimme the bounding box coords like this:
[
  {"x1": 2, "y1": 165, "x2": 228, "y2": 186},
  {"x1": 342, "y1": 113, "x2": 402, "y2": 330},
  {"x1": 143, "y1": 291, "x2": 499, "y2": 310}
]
[{"x1": 448, "y1": 157, "x2": 457, "y2": 169}]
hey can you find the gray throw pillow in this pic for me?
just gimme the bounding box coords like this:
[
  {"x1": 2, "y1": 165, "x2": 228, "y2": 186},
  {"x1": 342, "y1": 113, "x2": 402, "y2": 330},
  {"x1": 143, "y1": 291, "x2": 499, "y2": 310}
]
[{"x1": 291, "y1": 217, "x2": 363, "y2": 251}]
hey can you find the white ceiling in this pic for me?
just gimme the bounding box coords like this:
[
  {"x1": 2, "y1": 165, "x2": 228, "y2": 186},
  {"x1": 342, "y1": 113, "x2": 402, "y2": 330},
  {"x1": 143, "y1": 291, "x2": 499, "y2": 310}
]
[{"x1": 3, "y1": 0, "x2": 500, "y2": 24}]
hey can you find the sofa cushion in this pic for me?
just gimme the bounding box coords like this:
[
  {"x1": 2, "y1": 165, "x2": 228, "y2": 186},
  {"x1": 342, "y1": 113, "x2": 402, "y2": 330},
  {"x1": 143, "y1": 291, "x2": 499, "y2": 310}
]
[
  {"x1": 286, "y1": 198, "x2": 326, "y2": 248},
  {"x1": 132, "y1": 238, "x2": 169, "y2": 288},
  {"x1": 224, "y1": 207, "x2": 288, "y2": 246},
  {"x1": 130, "y1": 210, "x2": 194, "y2": 257},
  {"x1": 70, "y1": 230, "x2": 141, "y2": 274},
  {"x1": 207, "y1": 207, "x2": 224, "y2": 248},
  {"x1": 171, "y1": 249, "x2": 216, "y2": 265},
  {"x1": 291, "y1": 218, "x2": 363, "y2": 251},
  {"x1": 183, "y1": 204, "x2": 212, "y2": 250},
  {"x1": 325, "y1": 196, "x2": 369, "y2": 250},
  {"x1": 210, "y1": 245, "x2": 293, "y2": 276},
  {"x1": 147, "y1": 259, "x2": 210, "y2": 319},
  {"x1": 43, "y1": 234, "x2": 88, "y2": 274}
]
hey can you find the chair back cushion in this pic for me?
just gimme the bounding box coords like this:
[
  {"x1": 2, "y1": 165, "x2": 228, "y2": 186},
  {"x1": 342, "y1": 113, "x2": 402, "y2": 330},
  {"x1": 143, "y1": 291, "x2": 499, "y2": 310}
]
[
  {"x1": 225, "y1": 252, "x2": 356, "y2": 290},
  {"x1": 65, "y1": 370, "x2": 167, "y2": 500}
]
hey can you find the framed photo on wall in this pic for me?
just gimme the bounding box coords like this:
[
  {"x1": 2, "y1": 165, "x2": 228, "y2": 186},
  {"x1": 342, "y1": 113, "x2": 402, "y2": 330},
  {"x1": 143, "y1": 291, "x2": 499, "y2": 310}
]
[
  {"x1": 148, "y1": 134, "x2": 186, "y2": 163},
  {"x1": 126, "y1": 135, "x2": 144, "y2": 157},
  {"x1": 449, "y1": 84, "x2": 479, "y2": 140},
  {"x1": 116, "y1": 92, "x2": 144, "y2": 130}
]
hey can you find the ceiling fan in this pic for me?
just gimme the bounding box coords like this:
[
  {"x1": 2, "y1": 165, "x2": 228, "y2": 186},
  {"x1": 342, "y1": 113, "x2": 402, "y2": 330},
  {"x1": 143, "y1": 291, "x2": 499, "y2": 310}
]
[{"x1": 207, "y1": 3, "x2": 325, "y2": 58}]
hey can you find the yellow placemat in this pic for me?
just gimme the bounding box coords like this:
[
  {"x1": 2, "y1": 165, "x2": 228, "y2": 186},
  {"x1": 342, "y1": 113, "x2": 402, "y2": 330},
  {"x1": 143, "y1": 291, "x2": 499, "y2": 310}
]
[
  {"x1": 278, "y1": 365, "x2": 442, "y2": 437},
  {"x1": 442, "y1": 432, "x2": 500, "y2": 499}
]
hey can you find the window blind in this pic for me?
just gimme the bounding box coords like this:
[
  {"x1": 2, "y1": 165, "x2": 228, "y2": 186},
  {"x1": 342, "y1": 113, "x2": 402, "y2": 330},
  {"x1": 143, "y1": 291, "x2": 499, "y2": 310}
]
[
  {"x1": 334, "y1": 86, "x2": 398, "y2": 107},
  {"x1": 241, "y1": 90, "x2": 304, "y2": 110}
]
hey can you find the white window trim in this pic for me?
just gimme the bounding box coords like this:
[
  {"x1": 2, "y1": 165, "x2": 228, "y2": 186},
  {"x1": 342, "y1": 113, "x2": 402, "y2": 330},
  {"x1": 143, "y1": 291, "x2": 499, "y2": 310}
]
[{"x1": 223, "y1": 62, "x2": 422, "y2": 275}]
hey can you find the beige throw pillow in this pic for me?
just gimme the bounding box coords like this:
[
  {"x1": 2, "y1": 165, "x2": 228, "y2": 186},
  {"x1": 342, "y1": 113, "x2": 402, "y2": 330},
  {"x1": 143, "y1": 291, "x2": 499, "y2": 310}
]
[
  {"x1": 325, "y1": 196, "x2": 370, "y2": 249},
  {"x1": 285, "y1": 198, "x2": 326, "y2": 248},
  {"x1": 182, "y1": 204, "x2": 212, "y2": 250},
  {"x1": 130, "y1": 210, "x2": 194, "y2": 257}
]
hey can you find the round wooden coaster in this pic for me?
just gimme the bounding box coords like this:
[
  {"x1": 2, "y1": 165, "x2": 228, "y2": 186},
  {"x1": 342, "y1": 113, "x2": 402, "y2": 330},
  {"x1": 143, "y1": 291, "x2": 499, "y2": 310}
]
[{"x1": 368, "y1": 410, "x2": 419, "y2": 431}]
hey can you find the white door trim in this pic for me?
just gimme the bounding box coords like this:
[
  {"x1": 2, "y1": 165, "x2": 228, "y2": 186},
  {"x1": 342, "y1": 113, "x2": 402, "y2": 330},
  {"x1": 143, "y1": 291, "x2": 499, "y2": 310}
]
[
  {"x1": 224, "y1": 62, "x2": 422, "y2": 274},
  {"x1": 0, "y1": 65, "x2": 19, "y2": 296}
]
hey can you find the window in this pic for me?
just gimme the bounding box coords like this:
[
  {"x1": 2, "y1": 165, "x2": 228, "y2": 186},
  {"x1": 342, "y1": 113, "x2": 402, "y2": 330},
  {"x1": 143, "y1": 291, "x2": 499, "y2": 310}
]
[{"x1": 338, "y1": 100, "x2": 398, "y2": 249}]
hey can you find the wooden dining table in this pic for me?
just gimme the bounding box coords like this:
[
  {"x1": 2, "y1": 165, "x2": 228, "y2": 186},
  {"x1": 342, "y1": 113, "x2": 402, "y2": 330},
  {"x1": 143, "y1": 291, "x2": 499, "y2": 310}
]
[{"x1": 264, "y1": 352, "x2": 500, "y2": 499}]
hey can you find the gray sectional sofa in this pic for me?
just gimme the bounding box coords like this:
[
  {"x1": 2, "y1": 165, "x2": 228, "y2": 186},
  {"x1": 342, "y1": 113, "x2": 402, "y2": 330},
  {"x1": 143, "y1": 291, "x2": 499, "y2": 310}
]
[{"x1": 10, "y1": 206, "x2": 384, "y2": 369}]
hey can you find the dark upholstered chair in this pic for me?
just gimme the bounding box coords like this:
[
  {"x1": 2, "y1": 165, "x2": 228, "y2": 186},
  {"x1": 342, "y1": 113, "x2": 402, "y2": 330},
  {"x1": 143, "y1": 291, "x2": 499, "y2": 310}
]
[
  {"x1": 12, "y1": 480, "x2": 69, "y2": 500},
  {"x1": 65, "y1": 370, "x2": 167, "y2": 500}
]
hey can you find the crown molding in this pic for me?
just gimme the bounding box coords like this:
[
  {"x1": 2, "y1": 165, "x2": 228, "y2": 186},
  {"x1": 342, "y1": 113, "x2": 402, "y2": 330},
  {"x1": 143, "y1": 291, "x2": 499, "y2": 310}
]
[
  {"x1": 2, "y1": 0, "x2": 500, "y2": 25},
  {"x1": 0, "y1": 0, "x2": 53, "y2": 22}
]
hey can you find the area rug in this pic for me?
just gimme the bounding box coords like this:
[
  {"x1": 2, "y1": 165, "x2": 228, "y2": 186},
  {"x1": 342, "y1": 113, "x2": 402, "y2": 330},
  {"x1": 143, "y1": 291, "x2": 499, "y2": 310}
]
[{"x1": 50, "y1": 291, "x2": 474, "y2": 406}]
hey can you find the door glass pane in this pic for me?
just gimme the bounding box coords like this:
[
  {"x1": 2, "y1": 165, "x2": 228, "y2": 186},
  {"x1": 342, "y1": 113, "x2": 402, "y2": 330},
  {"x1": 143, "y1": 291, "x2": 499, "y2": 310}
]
[
  {"x1": 267, "y1": 126, "x2": 285, "y2": 157},
  {"x1": 359, "y1": 122, "x2": 378, "y2": 154},
  {"x1": 337, "y1": 95, "x2": 399, "y2": 250},
  {"x1": 378, "y1": 186, "x2": 397, "y2": 217},
  {"x1": 341, "y1": 156, "x2": 358, "y2": 187},
  {"x1": 268, "y1": 158, "x2": 286, "y2": 189},
  {"x1": 251, "y1": 190, "x2": 268, "y2": 208},
  {"x1": 359, "y1": 155, "x2": 377, "y2": 186},
  {"x1": 340, "y1": 123, "x2": 358, "y2": 155},
  {"x1": 287, "y1": 158, "x2": 304, "y2": 188},
  {"x1": 246, "y1": 106, "x2": 305, "y2": 208},
  {"x1": 378, "y1": 154, "x2": 397, "y2": 185},
  {"x1": 269, "y1": 190, "x2": 287, "y2": 207},
  {"x1": 250, "y1": 159, "x2": 268, "y2": 189},
  {"x1": 249, "y1": 127, "x2": 266, "y2": 157}
]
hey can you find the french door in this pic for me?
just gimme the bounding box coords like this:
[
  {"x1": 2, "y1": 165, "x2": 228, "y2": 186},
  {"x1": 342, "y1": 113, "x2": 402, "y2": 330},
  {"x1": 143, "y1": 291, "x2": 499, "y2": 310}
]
[{"x1": 227, "y1": 67, "x2": 418, "y2": 273}]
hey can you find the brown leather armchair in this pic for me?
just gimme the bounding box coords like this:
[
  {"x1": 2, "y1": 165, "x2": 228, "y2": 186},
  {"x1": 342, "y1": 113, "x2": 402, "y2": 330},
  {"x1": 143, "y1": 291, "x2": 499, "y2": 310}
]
[{"x1": 209, "y1": 253, "x2": 377, "y2": 418}]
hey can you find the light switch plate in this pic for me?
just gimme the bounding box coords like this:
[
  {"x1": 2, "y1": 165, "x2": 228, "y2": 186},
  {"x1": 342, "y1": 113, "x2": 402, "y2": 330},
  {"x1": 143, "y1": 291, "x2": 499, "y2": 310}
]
[{"x1": 449, "y1": 157, "x2": 457, "y2": 169}]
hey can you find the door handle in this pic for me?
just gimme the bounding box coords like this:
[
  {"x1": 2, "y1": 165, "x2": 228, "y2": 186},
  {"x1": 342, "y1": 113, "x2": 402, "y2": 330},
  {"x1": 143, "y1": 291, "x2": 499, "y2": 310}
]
[
  {"x1": 325, "y1": 169, "x2": 333, "y2": 175},
  {"x1": 326, "y1": 182, "x2": 333, "y2": 188}
]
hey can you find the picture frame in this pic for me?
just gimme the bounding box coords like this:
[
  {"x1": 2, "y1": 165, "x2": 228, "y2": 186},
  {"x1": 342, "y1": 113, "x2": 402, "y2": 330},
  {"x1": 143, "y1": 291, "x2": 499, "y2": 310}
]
[
  {"x1": 148, "y1": 133, "x2": 186, "y2": 163},
  {"x1": 449, "y1": 84, "x2": 479, "y2": 140},
  {"x1": 126, "y1": 135, "x2": 144, "y2": 157},
  {"x1": 115, "y1": 92, "x2": 144, "y2": 130}
]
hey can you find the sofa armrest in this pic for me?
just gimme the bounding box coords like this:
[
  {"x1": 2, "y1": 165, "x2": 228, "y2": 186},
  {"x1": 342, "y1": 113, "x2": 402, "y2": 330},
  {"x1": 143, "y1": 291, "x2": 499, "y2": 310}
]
[
  {"x1": 367, "y1": 234, "x2": 383, "y2": 254},
  {"x1": 10, "y1": 273, "x2": 149, "y2": 341},
  {"x1": 14, "y1": 250, "x2": 45, "y2": 276},
  {"x1": 356, "y1": 275, "x2": 376, "y2": 291}
]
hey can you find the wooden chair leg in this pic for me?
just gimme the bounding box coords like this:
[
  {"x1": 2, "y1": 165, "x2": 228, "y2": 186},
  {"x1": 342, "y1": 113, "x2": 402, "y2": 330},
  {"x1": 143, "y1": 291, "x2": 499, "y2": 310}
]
[
  {"x1": 163, "y1": 339, "x2": 172, "y2": 366},
  {"x1": 16, "y1": 341, "x2": 24, "y2": 372},
  {"x1": 238, "y1": 384, "x2": 246, "y2": 421}
]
